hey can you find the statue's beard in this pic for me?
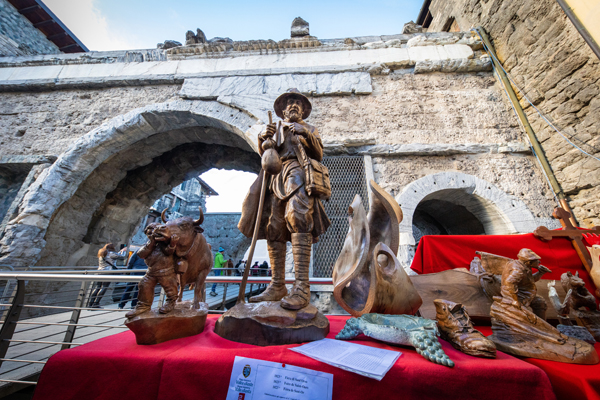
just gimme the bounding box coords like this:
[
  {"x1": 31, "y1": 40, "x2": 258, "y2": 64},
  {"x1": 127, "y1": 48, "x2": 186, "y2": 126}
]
[{"x1": 284, "y1": 109, "x2": 301, "y2": 122}]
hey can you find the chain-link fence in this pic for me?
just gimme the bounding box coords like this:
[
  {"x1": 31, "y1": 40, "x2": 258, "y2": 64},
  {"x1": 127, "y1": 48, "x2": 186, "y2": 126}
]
[{"x1": 312, "y1": 156, "x2": 369, "y2": 277}]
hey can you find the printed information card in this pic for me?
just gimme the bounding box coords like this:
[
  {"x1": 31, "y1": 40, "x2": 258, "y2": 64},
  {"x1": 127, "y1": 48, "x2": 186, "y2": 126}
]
[
  {"x1": 290, "y1": 339, "x2": 401, "y2": 380},
  {"x1": 226, "y1": 356, "x2": 333, "y2": 400}
]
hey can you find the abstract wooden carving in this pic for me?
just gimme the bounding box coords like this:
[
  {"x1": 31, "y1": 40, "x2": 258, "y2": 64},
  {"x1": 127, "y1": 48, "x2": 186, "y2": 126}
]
[{"x1": 332, "y1": 180, "x2": 422, "y2": 317}]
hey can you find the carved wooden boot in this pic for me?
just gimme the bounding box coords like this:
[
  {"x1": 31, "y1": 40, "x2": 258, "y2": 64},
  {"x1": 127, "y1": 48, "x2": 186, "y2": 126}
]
[
  {"x1": 281, "y1": 233, "x2": 312, "y2": 310},
  {"x1": 126, "y1": 301, "x2": 152, "y2": 319},
  {"x1": 249, "y1": 241, "x2": 288, "y2": 303},
  {"x1": 435, "y1": 299, "x2": 497, "y2": 358},
  {"x1": 159, "y1": 299, "x2": 176, "y2": 314}
]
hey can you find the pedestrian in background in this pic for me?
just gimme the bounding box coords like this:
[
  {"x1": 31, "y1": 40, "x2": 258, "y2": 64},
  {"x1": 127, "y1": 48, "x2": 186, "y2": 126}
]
[
  {"x1": 210, "y1": 247, "x2": 228, "y2": 296},
  {"x1": 89, "y1": 243, "x2": 124, "y2": 308},
  {"x1": 118, "y1": 251, "x2": 147, "y2": 309}
]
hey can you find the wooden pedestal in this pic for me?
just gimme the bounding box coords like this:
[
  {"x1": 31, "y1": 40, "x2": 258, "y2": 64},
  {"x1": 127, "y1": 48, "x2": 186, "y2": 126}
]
[
  {"x1": 214, "y1": 301, "x2": 329, "y2": 346},
  {"x1": 125, "y1": 301, "x2": 208, "y2": 345}
]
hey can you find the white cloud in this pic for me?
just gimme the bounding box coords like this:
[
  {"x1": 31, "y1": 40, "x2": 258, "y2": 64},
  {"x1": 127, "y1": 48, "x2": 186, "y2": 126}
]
[
  {"x1": 201, "y1": 169, "x2": 258, "y2": 213},
  {"x1": 43, "y1": 0, "x2": 138, "y2": 51}
]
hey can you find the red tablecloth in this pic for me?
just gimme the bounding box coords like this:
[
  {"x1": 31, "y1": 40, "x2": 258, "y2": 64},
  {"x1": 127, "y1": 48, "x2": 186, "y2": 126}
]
[
  {"x1": 33, "y1": 315, "x2": 556, "y2": 400},
  {"x1": 410, "y1": 233, "x2": 598, "y2": 293}
]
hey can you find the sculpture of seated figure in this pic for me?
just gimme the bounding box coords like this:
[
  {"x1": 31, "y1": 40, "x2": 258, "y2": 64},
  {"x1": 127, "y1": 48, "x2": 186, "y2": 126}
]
[{"x1": 489, "y1": 249, "x2": 599, "y2": 364}]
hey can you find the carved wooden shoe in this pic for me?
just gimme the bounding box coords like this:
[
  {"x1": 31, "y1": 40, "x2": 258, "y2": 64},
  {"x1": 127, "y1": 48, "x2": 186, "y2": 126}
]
[
  {"x1": 249, "y1": 284, "x2": 288, "y2": 303},
  {"x1": 159, "y1": 300, "x2": 176, "y2": 314},
  {"x1": 434, "y1": 299, "x2": 497, "y2": 358},
  {"x1": 280, "y1": 283, "x2": 310, "y2": 310},
  {"x1": 126, "y1": 305, "x2": 151, "y2": 319}
]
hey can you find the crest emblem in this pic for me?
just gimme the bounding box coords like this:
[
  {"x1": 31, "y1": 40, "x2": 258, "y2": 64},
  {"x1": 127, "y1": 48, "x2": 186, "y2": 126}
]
[{"x1": 243, "y1": 364, "x2": 251, "y2": 378}]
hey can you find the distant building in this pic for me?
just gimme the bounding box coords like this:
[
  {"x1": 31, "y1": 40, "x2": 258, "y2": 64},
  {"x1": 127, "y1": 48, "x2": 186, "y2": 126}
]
[
  {"x1": 130, "y1": 177, "x2": 218, "y2": 245},
  {"x1": 0, "y1": 0, "x2": 87, "y2": 56}
]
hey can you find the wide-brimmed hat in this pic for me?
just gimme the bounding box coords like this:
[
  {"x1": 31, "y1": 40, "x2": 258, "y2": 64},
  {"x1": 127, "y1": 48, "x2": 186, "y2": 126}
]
[
  {"x1": 273, "y1": 88, "x2": 312, "y2": 119},
  {"x1": 517, "y1": 248, "x2": 541, "y2": 261}
]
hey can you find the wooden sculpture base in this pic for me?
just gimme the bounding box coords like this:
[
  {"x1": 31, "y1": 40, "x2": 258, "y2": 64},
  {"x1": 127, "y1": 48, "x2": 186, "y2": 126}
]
[
  {"x1": 125, "y1": 301, "x2": 208, "y2": 345},
  {"x1": 214, "y1": 301, "x2": 329, "y2": 346},
  {"x1": 489, "y1": 301, "x2": 599, "y2": 364},
  {"x1": 573, "y1": 309, "x2": 600, "y2": 341}
]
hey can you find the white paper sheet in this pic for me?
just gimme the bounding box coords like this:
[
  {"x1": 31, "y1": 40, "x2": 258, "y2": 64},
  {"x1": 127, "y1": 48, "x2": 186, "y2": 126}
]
[
  {"x1": 290, "y1": 339, "x2": 401, "y2": 380},
  {"x1": 226, "y1": 356, "x2": 333, "y2": 400}
]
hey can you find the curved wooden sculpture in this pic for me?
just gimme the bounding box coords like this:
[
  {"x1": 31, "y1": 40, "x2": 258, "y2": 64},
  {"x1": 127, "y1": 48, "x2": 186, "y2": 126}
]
[{"x1": 332, "y1": 180, "x2": 422, "y2": 317}]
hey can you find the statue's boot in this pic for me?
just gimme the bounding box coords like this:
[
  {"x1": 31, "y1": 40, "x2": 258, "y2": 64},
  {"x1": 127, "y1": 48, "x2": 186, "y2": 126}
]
[
  {"x1": 249, "y1": 241, "x2": 288, "y2": 303},
  {"x1": 159, "y1": 299, "x2": 176, "y2": 314},
  {"x1": 125, "y1": 301, "x2": 151, "y2": 318},
  {"x1": 281, "y1": 233, "x2": 312, "y2": 310}
]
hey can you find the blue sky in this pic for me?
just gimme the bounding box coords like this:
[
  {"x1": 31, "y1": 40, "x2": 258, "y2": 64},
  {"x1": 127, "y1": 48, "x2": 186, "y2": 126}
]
[{"x1": 44, "y1": 0, "x2": 424, "y2": 51}]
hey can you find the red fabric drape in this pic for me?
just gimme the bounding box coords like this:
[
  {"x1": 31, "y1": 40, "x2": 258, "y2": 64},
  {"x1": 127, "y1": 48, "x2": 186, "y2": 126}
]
[
  {"x1": 410, "y1": 233, "x2": 598, "y2": 294},
  {"x1": 33, "y1": 315, "x2": 556, "y2": 400}
]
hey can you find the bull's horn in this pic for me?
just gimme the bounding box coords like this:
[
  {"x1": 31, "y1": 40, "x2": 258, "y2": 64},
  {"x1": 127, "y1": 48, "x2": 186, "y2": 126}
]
[
  {"x1": 194, "y1": 206, "x2": 204, "y2": 226},
  {"x1": 161, "y1": 208, "x2": 169, "y2": 223}
]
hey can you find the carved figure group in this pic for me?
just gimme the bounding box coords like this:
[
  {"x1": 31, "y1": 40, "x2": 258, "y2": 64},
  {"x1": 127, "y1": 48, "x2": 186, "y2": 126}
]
[
  {"x1": 549, "y1": 271, "x2": 600, "y2": 342},
  {"x1": 126, "y1": 208, "x2": 212, "y2": 318}
]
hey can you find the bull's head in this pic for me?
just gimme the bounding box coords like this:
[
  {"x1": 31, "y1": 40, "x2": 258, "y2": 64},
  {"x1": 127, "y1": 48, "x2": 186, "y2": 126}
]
[{"x1": 153, "y1": 207, "x2": 204, "y2": 250}]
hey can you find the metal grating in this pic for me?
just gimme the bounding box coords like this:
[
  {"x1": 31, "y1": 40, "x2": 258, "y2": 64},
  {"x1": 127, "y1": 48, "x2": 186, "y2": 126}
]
[{"x1": 312, "y1": 156, "x2": 369, "y2": 277}]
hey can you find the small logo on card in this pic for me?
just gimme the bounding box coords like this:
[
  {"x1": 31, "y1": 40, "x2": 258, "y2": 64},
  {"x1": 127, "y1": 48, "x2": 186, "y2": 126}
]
[
  {"x1": 243, "y1": 364, "x2": 251, "y2": 378},
  {"x1": 238, "y1": 393, "x2": 245, "y2": 400}
]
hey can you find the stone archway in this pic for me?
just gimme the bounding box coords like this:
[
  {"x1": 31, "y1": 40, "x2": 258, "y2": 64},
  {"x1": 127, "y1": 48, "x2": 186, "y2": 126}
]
[
  {"x1": 0, "y1": 100, "x2": 263, "y2": 267},
  {"x1": 395, "y1": 171, "x2": 539, "y2": 247}
]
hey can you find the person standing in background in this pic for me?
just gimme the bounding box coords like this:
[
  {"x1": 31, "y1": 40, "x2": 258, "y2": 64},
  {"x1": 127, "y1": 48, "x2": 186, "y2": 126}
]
[
  {"x1": 89, "y1": 243, "x2": 125, "y2": 308},
  {"x1": 210, "y1": 247, "x2": 227, "y2": 296},
  {"x1": 118, "y1": 251, "x2": 147, "y2": 309}
]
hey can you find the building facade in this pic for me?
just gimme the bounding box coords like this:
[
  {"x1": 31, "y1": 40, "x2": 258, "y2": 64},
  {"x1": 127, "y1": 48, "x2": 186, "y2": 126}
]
[{"x1": 1, "y1": 5, "x2": 579, "y2": 272}]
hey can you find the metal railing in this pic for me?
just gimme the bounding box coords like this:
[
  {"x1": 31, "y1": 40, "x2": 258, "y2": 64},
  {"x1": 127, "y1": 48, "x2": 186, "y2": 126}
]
[{"x1": 0, "y1": 267, "x2": 333, "y2": 394}]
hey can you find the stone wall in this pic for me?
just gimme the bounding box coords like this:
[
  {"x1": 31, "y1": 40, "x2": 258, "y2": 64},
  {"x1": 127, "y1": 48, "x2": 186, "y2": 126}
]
[
  {"x1": 425, "y1": 0, "x2": 600, "y2": 227},
  {"x1": 0, "y1": 30, "x2": 565, "y2": 268},
  {"x1": 0, "y1": 0, "x2": 60, "y2": 56},
  {"x1": 0, "y1": 85, "x2": 181, "y2": 157},
  {"x1": 203, "y1": 213, "x2": 250, "y2": 264}
]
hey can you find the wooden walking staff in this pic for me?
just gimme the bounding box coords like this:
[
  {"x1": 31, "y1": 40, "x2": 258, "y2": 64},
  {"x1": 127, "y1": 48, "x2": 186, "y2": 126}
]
[{"x1": 237, "y1": 111, "x2": 281, "y2": 304}]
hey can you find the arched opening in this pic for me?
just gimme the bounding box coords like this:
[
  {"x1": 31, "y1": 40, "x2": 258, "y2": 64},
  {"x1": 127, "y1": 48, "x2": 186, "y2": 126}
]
[
  {"x1": 412, "y1": 187, "x2": 513, "y2": 242},
  {"x1": 396, "y1": 172, "x2": 539, "y2": 247},
  {"x1": 0, "y1": 100, "x2": 265, "y2": 267},
  {"x1": 412, "y1": 197, "x2": 485, "y2": 242},
  {"x1": 395, "y1": 172, "x2": 540, "y2": 271}
]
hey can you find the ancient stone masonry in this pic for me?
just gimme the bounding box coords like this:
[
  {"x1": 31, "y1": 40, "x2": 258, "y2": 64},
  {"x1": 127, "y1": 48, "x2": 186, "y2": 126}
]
[
  {"x1": 202, "y1": 213, "x2": 250, "y2": 264},
  {"x1": 0, "y1": 26, "x2": 561, "y2": 269},
  {"x1": 424, "y1": 0, "x2": 600, "y2": 228},
  {"x1": 0, "y1": 0, "x2": 59, "y2": 56}
]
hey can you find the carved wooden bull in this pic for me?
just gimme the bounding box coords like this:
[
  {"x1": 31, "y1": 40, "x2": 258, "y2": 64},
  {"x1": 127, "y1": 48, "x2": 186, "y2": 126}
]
[{"x1": 156, "y1": 207, "x2": 213, "y2": 308}]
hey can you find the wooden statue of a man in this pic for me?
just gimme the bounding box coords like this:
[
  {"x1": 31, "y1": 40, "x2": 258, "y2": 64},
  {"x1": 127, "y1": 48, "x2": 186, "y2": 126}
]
[
  {"x1": 238, "y1": 89, "x2": 331, "y2": 310},
  {"x1": 500, "y1": 248, "x2": 550, "y2": 317}
]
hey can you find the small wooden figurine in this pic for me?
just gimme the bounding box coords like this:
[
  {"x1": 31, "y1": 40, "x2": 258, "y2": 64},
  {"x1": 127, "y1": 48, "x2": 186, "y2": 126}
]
[
  {"x1": 489, "y1": 249, "x2": 598, "y2": 364},
  {"x1": 125, "y1": 208, "x2": 212, "y2": 345},
  {"x1": 548, "y1": 271, "x2": 600, "y2": 342}
]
